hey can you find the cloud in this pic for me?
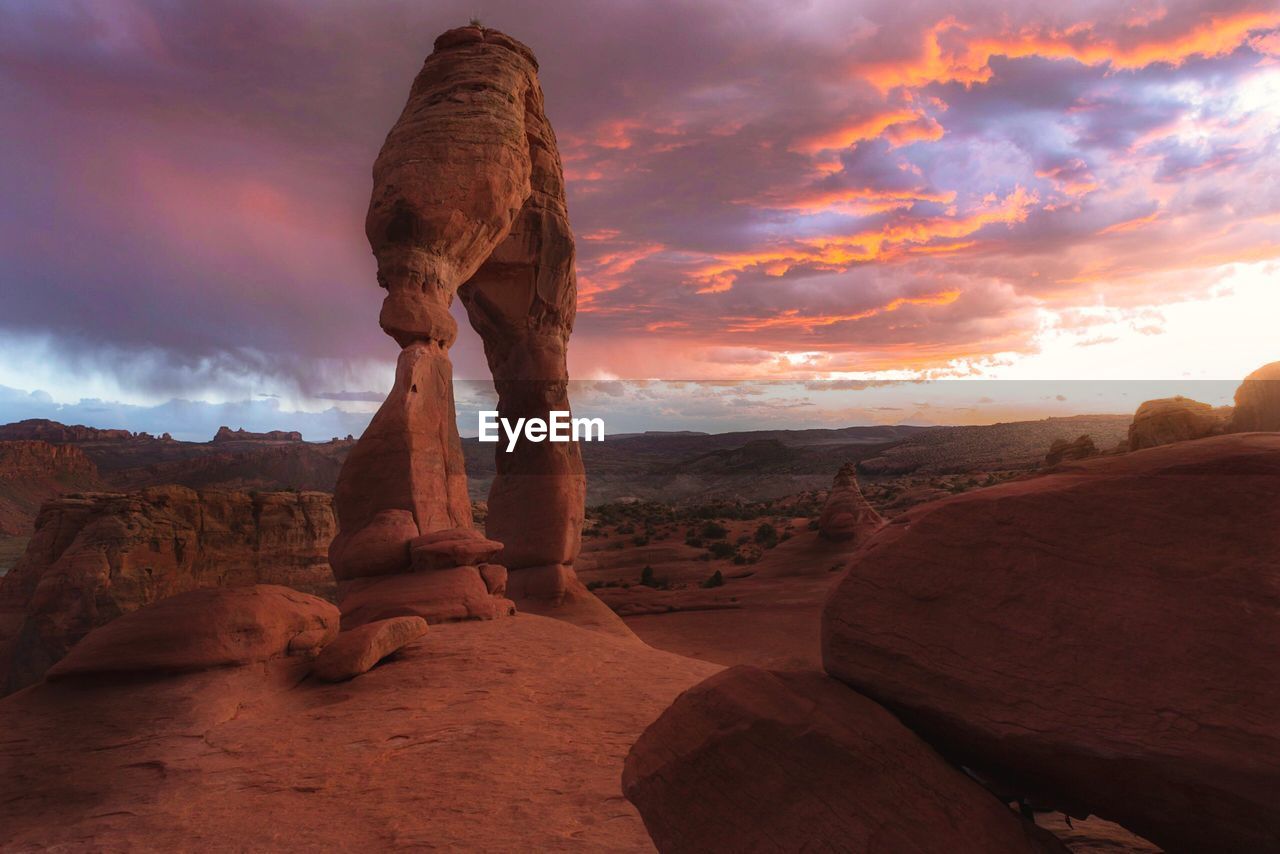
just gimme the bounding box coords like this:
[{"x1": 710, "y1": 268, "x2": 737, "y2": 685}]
[{"x1": 0, "y1": 0, "x2": 1276, "y2": 409}]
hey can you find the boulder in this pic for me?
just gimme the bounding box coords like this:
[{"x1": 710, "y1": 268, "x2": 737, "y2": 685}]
[
  {"x1": 822, "y1": 433, "x2": 1280, "y2": 854},
  {"x1": 817, "y1": 462, "x2": 883, "y2": 543},
  {"x1": 410, "y1": 527, "x2": 504, "y2": 570},
  {"x1": 1043, "y1": 434, "x2": 1097, "y2": 467},
  {"x1": 327, "y1": 508, "x2": 418, "y2": 580},
  {"x1": 1127, "y1": 396, "x2": 1230, "y2": 450},
  {"x1": 47, "y1": 585, "x2": 338, "y2": 680},
  {"x1": 311, "y1": 616, "x2": 428, "y2": 682},
  {"x1": 623, "y1": 666, "x2": 1066, "y2": 854},
  {"x1": 0, "y1": 486, "x2": 337, "y2": 694},
  {"x1": 338, "y1": 567, "x2": 515, "y2": 630},
  {"x1": 1231, "y1": 360, "x2": 1280, "y2": 432}
]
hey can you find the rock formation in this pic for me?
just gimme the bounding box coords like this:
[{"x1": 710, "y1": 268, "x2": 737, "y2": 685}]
[
  {"x1": 47, "y1": 585, "x2": 338, "y2": 680},
  {"x1": 212, "y1": 426, "x2": 303, "y2": 443},
  {"x1": 1231, "y1": 360, "x2": 1280, "y2": 432},
  {"x1": 311, "y1": 616, "x2": 428, "y2": 682},
  {"x1": 822, "y1": 433, "x2": 1280, "y2": 854},
  {"x1": 0, "y1": 440, "x2": 102, "y2": 536},
  {"x1": 817, "y1": 462, "x2": 883, "y2": 543},
  {"x1": 1126, "y1": 395, "x2": 1231, "y2": 450},
  {"x1": 0, "y1": 419, "x2": 140, "y2": 443},
  {"x1": 1042, "y1": 434, "x2": 1097, "y2": 467},
  {"x1": 0, "y1": 486, "x2": 337, "y2": 694},
  {"x1": 624, "y1": 666, "x2": 1066, "y2": 853},
  {"x1": 0, "y1": 614, "x2": 718, "y2": 850},
  {"x1": 331, "y1": 25, "x2": 604, "y2": 627}
]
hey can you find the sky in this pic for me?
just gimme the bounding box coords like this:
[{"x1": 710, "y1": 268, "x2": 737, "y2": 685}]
[{"x1": 0, "y1": 0, "x2": 1277, "y2": 439}]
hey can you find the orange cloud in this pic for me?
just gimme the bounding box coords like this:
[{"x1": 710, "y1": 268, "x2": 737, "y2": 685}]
[
  {"x1": 722, "y1": 289, "x2": 961, "y2": 334},
  {"x1": 793, "y1": 109, "x2": 934, "y2": 153},
  {"x1": 859, "y1": 9, "x2": 1280, "y2": 91},
  {"x1": 1099, "y1": 210, "x2": 1159, "y2": 235},
  {"x1": 694, "y1": 187, "x2": 1037, "y2": 291}
]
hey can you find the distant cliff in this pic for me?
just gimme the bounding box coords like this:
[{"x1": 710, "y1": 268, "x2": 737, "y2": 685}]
[
  {"x1": 0, "y1": 441, "x2": 103, "y2": 536},
  {"x1": 213, "y1": 426, "x2": 303, "y2": 443}
]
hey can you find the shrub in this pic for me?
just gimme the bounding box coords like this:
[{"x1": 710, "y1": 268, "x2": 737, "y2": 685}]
[
  {"x1": 701, "y1": 570, "x2": 724, "y2": 588},
  {"x1": 754, "y1": 522, "x2": 779, "y2": 548},
  {"x1": 708, "y1": 541, "x2": 735, "y2": 559},
  {"x1": 700, "y1": 521, "x2": 728, "y2": 539}
]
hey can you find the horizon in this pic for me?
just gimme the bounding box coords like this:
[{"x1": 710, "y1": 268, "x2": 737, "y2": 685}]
[{"x1": 1, "y1": 1, "x2": 1277, "y2": 434}]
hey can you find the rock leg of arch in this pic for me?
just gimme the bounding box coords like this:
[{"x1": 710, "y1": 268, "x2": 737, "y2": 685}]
[{"x1": 330, "y1": 25, "x2": 626, "y2": 634}]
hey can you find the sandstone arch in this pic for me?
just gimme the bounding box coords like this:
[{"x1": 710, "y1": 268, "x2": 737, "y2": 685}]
[{"x1": 330, "y1": 26, "x2": 598, "y2": 623}]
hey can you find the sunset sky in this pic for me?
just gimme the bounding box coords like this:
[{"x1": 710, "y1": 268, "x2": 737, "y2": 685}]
[{"x1": 1, "y1": 0, "x2": 1277, "y2": 438}]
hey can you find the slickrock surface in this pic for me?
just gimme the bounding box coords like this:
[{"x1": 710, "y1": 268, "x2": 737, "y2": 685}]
[
  {"x1": 1126, "y1": 395, "x2": 1231, "y2": 450},
  {"x1": 48, "y1": 585, "x2": 338, "y2": 679},
  {"x1": 1231, "y1": 360, "x2": 1280, "y2": 432},
  {"x1": 816, "y1": 462, "x2": 883, "y2": 542},
  {"x1": 311, "y1": 616, "x2": 427, "y2": 682},
  {"x1": 0, "y1": 615, "x2": 719, "y2": 852},
  {"x1": 624, "y1": 666, "x2": 1066, "y2": 854},
  {"x1": 823, "y1": 433, "x2": 1280, "y2": 854},
  {"x1": 0, "y1": 486, "x2": 336, "y2": 694}
]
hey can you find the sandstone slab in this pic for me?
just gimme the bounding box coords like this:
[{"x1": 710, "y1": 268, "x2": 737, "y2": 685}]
[
  {"x1": 624, "y1": 666, "x2": 1066, "y2": 854},
  {"x1": 338, "y1": 567, "x2": 515, "y2": 630},
  {"x1": 47, "y1": 584, "x2": 338, "y2": 680},
  {"x1": 311, "y1": 616, "x2": 427, "y2": 682},
  {"x1": 823, "y1": 433, "x2": 1280, "y2": 853}
]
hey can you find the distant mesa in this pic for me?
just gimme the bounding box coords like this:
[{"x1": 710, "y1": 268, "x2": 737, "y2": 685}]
[
  {"x1": 0, "y1": 418, "x2": 147, "y2": 443},
  {"x1": 212, "y1": 425, "x2": 303, "y2": 443}
]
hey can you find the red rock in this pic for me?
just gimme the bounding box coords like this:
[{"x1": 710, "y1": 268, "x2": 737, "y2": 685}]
[
  {"x1": 47, "y1": 585, "x2": 338, "y2": 680},
  {"x1": 1231, "y1": 360, "x2": 1280, "y2": 432},
  {"x1": 0, "y1": 440, "x2": 101, "y2": 536},
  {"x1": 823, "y1": 433, "x2": 1280, "y2": 854},
  {"x1": 505, "y1": 563, "x2": 632, "y2": 637},
  {"x1": 329, "y1": 344, "x2": 472, "y2": 580},
  {"x1": 1126, "y1": 395, "x2": 1230, "y2": 450},
  {"x1": 338, "y1": 567, "x2": 515, "y2": 630},
  {"x1": 409, "y1": 527, "x2": 503, "y2": 570},
  {"x1": 1043, "y1": 434, "x2": 1097, "y2": 467},
  {"x1": 327, "y1": 508, "x2": 417, "y2": 580},
  {"x1": 0, "y1": 614, "x2": 719, "y2": 850},
  {"x1": 311, "y1": 616, "x2": 427, "y2": 682},
  {"x1": 212, "y1": 426, "x2": 302, "y2": 443},
  {"x1": 478, "y1": 563, "x2": 507, "y2": 595},
  {"x1": 0, "y1": 487, "x2": 337, "y2": 694},
  {"x1": 333, "y1": 25, "x2": 590, "y2": 622},
  {"x1": 623, "y1": 666, "x2": 1066, "y2": 854},
  {"x1": 817, "y1": 462, "x2": 883, "y2": 543}
]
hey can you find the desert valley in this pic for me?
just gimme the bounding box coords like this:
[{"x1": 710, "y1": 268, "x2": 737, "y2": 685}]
[{"x1": 2, "y1": 9, "x2": 1279, "y2": 854}]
